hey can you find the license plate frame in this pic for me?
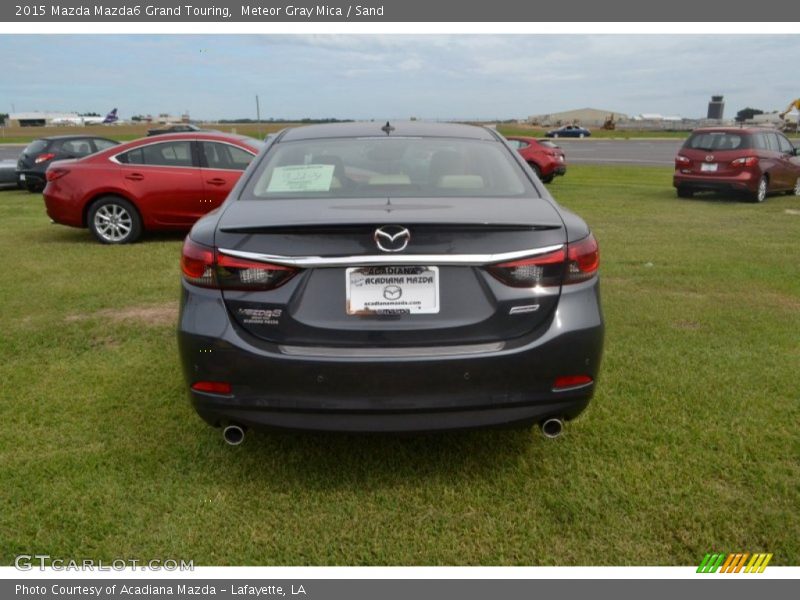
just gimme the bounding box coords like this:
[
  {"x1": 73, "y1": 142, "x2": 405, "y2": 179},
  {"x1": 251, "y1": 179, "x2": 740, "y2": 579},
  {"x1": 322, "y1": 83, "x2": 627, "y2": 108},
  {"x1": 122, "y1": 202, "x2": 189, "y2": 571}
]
[{"x1": 346, "y1": 266, "x2": 440, "y2": 315}]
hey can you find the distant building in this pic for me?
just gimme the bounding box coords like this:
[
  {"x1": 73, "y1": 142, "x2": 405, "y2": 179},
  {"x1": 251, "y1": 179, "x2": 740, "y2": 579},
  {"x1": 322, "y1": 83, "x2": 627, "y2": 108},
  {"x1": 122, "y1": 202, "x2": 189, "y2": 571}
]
[
  {"x1": 527, "y1": 107, "x2": 628, "y2": 128},
  {"x1": 8, "y1": 111, "x2": 81, "y2": 127}
]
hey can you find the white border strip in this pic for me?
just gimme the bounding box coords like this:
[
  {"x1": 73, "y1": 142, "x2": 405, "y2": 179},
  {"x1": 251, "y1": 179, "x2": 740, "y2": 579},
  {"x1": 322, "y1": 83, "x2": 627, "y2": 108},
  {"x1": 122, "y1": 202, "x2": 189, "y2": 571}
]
[
  {"x1": 1, "y1": 566, "x2": 799, "y2": 579},
  {"x1": 0, "y1": 22, "x2": 798, "y2": 34}
]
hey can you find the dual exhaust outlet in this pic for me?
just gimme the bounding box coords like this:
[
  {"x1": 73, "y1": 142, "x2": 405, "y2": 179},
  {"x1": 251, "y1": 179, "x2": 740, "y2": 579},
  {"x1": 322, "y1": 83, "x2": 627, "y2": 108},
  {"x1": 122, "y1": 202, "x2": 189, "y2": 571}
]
[{"x1": 221, "y1": 418, "x2": 565, "y2": 444}]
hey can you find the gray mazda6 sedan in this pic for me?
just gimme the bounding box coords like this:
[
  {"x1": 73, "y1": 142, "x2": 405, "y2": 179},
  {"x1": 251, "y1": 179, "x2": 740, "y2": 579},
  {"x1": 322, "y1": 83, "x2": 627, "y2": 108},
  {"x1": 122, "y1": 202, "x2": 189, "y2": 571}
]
[{"x1": 177, "y1": 121, "x2": 603, "y2": 443}]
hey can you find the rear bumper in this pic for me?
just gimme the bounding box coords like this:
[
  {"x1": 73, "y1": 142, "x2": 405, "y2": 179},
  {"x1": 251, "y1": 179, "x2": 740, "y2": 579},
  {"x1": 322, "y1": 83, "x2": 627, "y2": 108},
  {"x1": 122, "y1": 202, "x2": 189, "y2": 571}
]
[
  {"x1": 43, "y1": 186, "x2": 85, "y2": 228},
  {"x1": 18, "y1": 169, "x2": 45, "y2": 186},
  {"x1": 177, "y1": 279, "x2": 604, "y2": 433},
  {"x1": 673, "y1": 170, "x2": 758, "y2": 193}
]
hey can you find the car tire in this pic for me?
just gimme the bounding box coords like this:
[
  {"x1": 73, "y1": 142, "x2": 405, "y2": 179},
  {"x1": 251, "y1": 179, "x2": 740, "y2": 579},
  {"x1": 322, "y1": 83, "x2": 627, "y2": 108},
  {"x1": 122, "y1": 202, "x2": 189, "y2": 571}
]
[
  {"x1": 792, "y1": 177, "x2": 800, "y2": 196},
  {"x1": 529, "y1": 162, "x2": 543, "y2": 181},
  {"x1": 25, "y1": 182, "x2": 42, "y2": 193},
  {"x1": 88, "y1": 196, "x2": 142, "y2": 244},
  {"x1": 553, "y1": 134, "x2": 559, "y2": 138},
  {"x1": 751, "y1": 176, "x2": 768, "y2": 203},
  {"x1": 676, "y1": 187, "x2": 694, "y2": 198},
  {"x1": 579, "y1": 133, "x2": 585, "y2": 139}
]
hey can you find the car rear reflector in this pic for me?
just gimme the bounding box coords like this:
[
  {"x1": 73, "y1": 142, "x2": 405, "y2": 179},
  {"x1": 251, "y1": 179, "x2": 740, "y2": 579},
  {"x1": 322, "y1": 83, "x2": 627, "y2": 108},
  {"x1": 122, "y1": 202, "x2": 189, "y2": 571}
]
[
  {"x1": 181, "y1": 237, "x2": 298, "y2": 291},
  {"x1": 553, "y1": 375, "x2": 593, "y2": 391},
  {"x1": 191, "y1": 381, "x2": 232, "y2": 395}
]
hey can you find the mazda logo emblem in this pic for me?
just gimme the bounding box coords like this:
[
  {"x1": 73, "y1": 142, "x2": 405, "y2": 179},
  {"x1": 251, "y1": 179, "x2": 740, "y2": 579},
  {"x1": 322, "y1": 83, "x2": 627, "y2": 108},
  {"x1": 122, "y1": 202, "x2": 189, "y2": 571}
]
[
  {"x1": 383, "y1": 285, "x2": 403, "y2": 300},
  {"x1": 705, "y1": 155, "x2": 715, "y2": 162},
  {"x1": 374, "y1": 225, "x2": 410, "y2": 253}
]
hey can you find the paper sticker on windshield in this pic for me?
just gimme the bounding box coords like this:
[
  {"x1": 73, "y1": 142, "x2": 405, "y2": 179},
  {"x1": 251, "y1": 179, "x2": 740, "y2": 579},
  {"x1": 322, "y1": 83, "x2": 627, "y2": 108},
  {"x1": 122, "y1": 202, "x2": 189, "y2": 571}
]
[{"x1": 266, "y1": 164, "x2": 335, "y2": 193}]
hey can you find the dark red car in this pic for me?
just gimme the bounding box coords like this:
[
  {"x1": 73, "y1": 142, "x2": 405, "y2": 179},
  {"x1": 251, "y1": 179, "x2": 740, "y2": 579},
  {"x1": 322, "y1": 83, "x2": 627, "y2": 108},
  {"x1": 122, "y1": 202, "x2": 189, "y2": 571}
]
[
  {"x1": 44, "y1": 132, "x2": 262, "y2": 243},
  {"x1": 505, "y1": 136, "x2": 567, "y2": 183},
  {"x1": 673, "y1": 127, "x2": 800, "y2": 202}
]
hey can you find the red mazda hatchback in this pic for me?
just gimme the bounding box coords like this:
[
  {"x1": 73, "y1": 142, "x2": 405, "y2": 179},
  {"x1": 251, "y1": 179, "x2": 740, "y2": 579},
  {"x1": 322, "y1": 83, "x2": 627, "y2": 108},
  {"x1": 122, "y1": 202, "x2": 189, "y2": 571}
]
[
  {"x1": 673, "y1": 127, "x2": 800, "y2": 202},
  {"x1": 44, "y1": 132, "x2": 262, "y2": 243},
  {"x1": 505, "y1": 136, "x2": 567, "y2": 183}
]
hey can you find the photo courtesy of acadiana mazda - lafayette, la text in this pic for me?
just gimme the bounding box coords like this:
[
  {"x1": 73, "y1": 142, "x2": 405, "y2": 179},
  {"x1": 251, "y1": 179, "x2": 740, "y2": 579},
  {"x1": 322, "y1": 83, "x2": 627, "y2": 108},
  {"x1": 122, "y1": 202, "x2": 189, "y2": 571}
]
[{"x1": 177, "y1": 122, "x2": 603, "y2": 444}]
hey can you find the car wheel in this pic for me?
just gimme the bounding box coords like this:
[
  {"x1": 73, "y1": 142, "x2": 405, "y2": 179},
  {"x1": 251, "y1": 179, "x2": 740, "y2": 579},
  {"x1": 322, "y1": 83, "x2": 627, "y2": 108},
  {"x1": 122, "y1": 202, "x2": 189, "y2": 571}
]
[
  {"x1": 793, "y1": 177, "x2": 800, "y2": 196},
  {"x1": 676, "y1": 187, "x2": 694, "y2": 198},
  {"x1": 541, "y1": 174, "x2": 554, "y2": 184},
  {"x1": 553, "y1": 133, "x2": 559, "y2": 138},
  {"x1": 25, "y1": 182, "x2": 41, "y2": 193},
  {"x1": 752, "y1": 176, "x2": 768, "y2": 203},
  {"x1": 529, "y1": 162, "x2": 543, "y2": 180},
  {"x1": 88, "y1": 196, "x2": 142, "y2": 244},
  {"x1": 579, "y1": 133, "x2": 585, "y2": 139}
]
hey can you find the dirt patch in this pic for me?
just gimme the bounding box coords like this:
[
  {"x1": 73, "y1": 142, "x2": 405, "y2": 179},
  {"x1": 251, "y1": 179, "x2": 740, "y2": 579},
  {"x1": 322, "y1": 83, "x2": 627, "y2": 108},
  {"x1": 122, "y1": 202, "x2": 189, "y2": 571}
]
[
  {"x1": 66, "y1": 302, "x2": 178, "y2": 327},
  {"x1": 784, "y1": 209, "x2": 800, "y2": 216}
]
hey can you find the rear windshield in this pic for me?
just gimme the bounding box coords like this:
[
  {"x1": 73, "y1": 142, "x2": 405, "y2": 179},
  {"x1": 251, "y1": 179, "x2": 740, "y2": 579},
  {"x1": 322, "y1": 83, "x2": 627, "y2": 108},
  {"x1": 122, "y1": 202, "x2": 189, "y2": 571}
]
[
  {"x1": 23, "y1": 140, "x2": 48, "y2": 155},
  {"x1": 684, "y1": 132, "x2": 751, "y2": 151},
  {"x1": 244, "y1": 137, "x2": 535, "y2": 199}
]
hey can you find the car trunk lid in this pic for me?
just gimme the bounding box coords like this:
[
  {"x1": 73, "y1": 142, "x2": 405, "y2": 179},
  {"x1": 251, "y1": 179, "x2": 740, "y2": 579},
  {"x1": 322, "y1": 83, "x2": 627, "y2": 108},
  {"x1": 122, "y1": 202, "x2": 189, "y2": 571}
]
[{"x1": 215, "y1": 197, "x2": 567, "y2": 347}]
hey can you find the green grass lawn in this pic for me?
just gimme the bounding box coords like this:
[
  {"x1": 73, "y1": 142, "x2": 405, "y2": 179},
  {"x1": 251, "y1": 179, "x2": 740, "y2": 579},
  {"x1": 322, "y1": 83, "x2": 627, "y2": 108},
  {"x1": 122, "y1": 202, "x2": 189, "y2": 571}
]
[{"x1": 1, "y1": 168, "x2": 798, "y2": 566}]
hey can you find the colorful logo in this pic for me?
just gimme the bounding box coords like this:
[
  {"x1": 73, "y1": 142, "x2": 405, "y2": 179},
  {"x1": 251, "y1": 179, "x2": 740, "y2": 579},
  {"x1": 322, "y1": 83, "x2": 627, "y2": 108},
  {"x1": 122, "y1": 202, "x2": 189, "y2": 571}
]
[{"x1": 697, "y1": 553, "x2": 772, "y2": 573}]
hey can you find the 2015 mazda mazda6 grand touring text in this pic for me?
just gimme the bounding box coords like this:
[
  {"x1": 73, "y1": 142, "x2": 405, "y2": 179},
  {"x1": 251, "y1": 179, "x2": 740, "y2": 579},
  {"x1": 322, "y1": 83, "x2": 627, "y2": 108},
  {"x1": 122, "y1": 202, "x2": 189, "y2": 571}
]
[{"x1": 177, "y1": 122, "x2": 603, "y2": 442}]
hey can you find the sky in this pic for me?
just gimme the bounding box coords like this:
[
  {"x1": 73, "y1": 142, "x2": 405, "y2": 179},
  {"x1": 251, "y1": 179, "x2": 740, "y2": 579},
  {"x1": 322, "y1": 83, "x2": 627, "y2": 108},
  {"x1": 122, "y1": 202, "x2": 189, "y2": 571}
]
[{"x1": 2, "y1": 34, "x2": 799, "y2": 121}]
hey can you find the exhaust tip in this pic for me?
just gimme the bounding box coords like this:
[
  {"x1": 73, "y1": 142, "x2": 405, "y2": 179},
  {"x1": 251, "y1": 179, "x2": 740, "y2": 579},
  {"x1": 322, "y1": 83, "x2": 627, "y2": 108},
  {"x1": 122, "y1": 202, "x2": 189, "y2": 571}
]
[
  {"x1": 222, "y1": 424, "x2": 245, "y2": 446},
  {"x1": 541, "y1": 418, "x2": 564, "y2": 439}
]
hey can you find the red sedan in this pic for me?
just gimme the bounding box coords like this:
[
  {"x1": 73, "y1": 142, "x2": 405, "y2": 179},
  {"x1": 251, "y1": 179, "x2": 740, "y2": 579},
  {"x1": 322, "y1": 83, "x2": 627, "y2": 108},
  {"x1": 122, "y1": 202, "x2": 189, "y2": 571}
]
[
  {"x1": 505, "y1": 136, "x2": 567, "y2": 183},
  {"x1": 44, "y1": 132, "x2": 262, "y2": 243}
]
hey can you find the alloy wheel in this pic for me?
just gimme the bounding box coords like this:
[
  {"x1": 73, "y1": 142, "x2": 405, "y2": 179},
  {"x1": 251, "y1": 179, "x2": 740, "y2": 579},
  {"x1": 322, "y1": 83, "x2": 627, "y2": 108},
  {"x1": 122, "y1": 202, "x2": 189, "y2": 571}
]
[{"x1": 93, "y1": 203, "x2": 133, "y2": 242}]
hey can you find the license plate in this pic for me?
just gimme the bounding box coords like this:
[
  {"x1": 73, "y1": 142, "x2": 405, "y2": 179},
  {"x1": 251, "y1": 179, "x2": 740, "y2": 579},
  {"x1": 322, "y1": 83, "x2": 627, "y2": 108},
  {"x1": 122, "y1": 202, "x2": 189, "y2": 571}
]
[
  {"x1": 346, "y1": 266, "x2": 440, "y2": 315},
  {"x1": 701, "y1": 163, "x2": 717, "y2": 172},
  {"x1": 19, "y1": 174, "x2": 25, "y2": 181}
]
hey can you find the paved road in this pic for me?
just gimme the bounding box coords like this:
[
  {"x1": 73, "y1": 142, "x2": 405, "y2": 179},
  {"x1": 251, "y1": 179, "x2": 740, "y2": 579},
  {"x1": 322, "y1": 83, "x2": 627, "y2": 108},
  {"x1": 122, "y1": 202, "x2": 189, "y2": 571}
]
[
  {"x1": 551, "y1": 139, "x2": 682, "y2": 166},
  {"x1": 0, "y1": 144, "x2": 24, "y2": 161}
]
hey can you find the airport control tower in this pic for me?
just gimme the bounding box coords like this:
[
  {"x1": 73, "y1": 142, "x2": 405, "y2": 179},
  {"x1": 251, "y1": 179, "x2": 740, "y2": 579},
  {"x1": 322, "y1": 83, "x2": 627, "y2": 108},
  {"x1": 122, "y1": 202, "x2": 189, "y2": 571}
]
[{"x1": 707, "y1": 95, "x2": 725, "y2": 120}]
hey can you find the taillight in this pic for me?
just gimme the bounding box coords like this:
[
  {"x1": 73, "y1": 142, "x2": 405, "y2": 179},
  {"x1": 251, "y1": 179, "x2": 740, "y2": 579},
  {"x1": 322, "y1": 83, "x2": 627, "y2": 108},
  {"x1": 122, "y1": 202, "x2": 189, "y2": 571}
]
[
  {"x1": 488, "y1": 247, "x2": 566, "y2": 288},
  {"x1": 34, "y1": 153, "x2": 55, "y2": 164},
  {"x1": 181, "y1": 237, "x2": 297, "y2": 291},
  {"x1": 216, "y1": 253, "x2": 296, "y2": 291},
  {"x1": 487, "y1": 233, "x2": 600, "y2": 288},
  {"x1": 566, "y1": 234, "x2": 599, "y2": 284},
  {"x1": 181, "y1": 238, "x2": 215, "y2": 287},
  {"x1": 675, "y1": 155, "x2": 691, "y2": 167},
  {"x1": 731, "y1": 156, "x2": 758, "y2": 168},
  {"x1": 46, "y1": 168, "x2": 70, "y2": 182}
]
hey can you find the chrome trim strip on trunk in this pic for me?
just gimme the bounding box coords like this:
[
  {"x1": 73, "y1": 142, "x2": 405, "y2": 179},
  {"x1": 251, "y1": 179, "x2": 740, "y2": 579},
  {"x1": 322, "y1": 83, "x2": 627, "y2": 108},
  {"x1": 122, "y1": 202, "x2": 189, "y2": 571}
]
[
  {"x1": 279, "y1": 341, "x2": 505, "y2": 358},
  {"x1": 217, "y1": 244, "x2": 564, "y2": 268}
]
